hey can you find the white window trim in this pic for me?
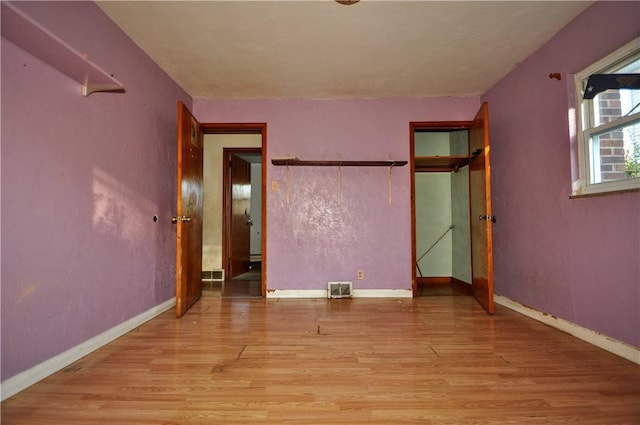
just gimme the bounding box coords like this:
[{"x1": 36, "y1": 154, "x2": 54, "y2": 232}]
[{"x1": 573, "y1": 36, "x2": 640, "y2": 196}]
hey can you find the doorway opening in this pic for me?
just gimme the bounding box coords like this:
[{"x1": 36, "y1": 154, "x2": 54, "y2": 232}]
[
  {"x1": 410, "y1": 103, "x2": 494, "y2": 314},
  {"x1": 412, "y1": 126, "x2": 472, "y2": 297},
  {"x1": 222, "y1": 148, "x2": 262, "y2": 297},
  {"x1": 201, "y1": 125, "x2": 266, "y2": 298}
]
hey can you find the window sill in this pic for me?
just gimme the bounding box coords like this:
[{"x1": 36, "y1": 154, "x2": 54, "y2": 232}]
[{"x1": 570, "y1": 187, "x2": 640, "y2": 199}]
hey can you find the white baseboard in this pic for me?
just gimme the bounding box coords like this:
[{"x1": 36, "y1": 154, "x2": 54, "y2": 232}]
[
  {"x1": 266, "y1": 289, "x2": 413, "y2": 299},
  {"x1": 267, "y1": 289, "x2": 327, "y2": 298},
  {"x1": 495, "y1": 295, "x2": 639, "y2": 365},
  {"x1": 353, "y1": 289, "x2": 413, "y2": 298},
  {"x1": 1, "y1": 298, "x2": 176, "y2": 401}
]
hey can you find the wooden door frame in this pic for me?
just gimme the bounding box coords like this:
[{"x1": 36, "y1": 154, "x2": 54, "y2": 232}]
[
  {"x1": 222, "y1": 147, "x2": 262, "y2": 281},
  {"x1": 201, "y1": 123, "x2": 267, "y2": 296},
  {"x1": 409, "y1": 121, "x2": 472, "y2": 296}
]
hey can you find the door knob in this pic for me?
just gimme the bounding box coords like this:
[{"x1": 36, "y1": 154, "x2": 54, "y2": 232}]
[{"x1": 171, "y1": 216, "x2": 192, "y2": 224}]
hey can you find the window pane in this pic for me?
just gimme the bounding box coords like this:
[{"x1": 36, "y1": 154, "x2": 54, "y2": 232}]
[
  {"x1": 590, "y1": 120, "x2": 640, "y2": 183},
  {"x1": 593, "y1": 90, "x2": 640, "y2": 126},
  {"x1": 592, "y1": 56, "x2": 640, "y2": 126}
]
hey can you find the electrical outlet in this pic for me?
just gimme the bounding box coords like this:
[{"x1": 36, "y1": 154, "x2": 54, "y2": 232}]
[{"x1": 357, "y1": 270, "x2": 364, "y2": 280}]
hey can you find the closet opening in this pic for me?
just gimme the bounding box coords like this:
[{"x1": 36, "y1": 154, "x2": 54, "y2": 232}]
[
  {"x1": 411, "y1": 125, "x2": 473, "y2": 297},
  {"x1": 411, "y1": 103, "x2": 494, "y2": 312}
]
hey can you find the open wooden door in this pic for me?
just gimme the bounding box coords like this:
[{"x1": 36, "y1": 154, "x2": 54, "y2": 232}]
[
  {"x1": 469, "y1": 102, "x2": 494, "y2": 314},
  {"x1": 174, "y1": 101, "x2": 203, "y2": 317},
  {"x1": 226, "y1": 152, "x2": 252, "y2": 279}
]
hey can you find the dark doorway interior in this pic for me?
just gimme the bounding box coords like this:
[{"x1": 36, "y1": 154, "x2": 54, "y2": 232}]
[
  {"x1": 209, "y1": 147, "x2": 263, "y2": 298},
  {"x1": 417, "y1": 279, "x2": 473, "y2": 297}
]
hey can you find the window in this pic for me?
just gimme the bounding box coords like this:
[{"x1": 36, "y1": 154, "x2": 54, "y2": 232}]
[{"x1": 574, "y1": 37, "x2": 640, "y2": 195}]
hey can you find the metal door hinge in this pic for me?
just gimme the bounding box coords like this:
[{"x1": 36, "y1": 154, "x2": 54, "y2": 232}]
[
  {"x1": 479, "y1": 215, "x2": 496, "y2": 223},
  {"x1": 171, "y1": 216, "x2": 192, "y2": 224}
]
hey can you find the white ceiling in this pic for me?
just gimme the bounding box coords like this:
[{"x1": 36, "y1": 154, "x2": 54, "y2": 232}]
[{"x1": 96, "y1": 0, "x2": 593, "y2": 100}]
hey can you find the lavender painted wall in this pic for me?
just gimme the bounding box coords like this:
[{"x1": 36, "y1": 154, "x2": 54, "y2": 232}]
[
  {"x1": 5, "y1": 0, "x2": 635, "y2": 393},
  {"x1": 483, "y1": 1, "x2": 640, "y2": 347},
  {"x1": 194, "y1": 99, "x2": 481, "y2": 292},
  {"x1": 1, "y1": 2, "x2": 190, "y2": 381}
]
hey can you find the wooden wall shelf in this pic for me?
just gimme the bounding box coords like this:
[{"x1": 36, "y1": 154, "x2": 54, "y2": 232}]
[
  {"x1": 271, "y1": 157, "x2": 407, "y2": 167},
  {"x1": 271, "y1": 156, "x2": 405, "y2": 205},
  {"x1": 415, "y1": 156, "x2": 472, "y2": 172},
  {"x1": 414, "y1": 149, "x2": 481, "y2": 173},
  {"x1": 1, "y1": 1, "x2": 125, "y2": 96}
]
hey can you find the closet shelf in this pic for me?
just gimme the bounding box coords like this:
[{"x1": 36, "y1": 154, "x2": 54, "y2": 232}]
[
  {"x1": 1, "y1": 1, "x2": 125, "y2": 96},
  {"x1": 271, "y1": 157, "x2": 407, "y2": 167},
  {"x1": 415, "y1": 149, "x2": 481, "y2": 173}
]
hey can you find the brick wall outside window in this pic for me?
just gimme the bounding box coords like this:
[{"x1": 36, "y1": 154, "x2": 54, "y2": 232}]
[{"x1": 598, "y1": 92, "x2": 627, "y2": 181}]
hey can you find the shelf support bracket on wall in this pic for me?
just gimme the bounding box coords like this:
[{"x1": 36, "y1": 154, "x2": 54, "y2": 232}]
[{"x1": 1, "y1": 1, "x2": 126, "y2": 96}]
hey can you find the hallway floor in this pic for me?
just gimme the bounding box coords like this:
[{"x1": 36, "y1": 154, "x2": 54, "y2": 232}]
[{"x1": 202, "y1": 278, "x2": 262, "y2": 298}]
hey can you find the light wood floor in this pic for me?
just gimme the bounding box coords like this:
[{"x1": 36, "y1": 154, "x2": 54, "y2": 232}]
[{"x1": 2, "y1": 293, "x2": 639, "y2": 424}]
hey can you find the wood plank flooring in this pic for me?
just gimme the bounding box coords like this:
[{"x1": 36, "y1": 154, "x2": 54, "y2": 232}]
[{"x1": 2, "y1": 294, "x2": 639, "y2": 424}]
